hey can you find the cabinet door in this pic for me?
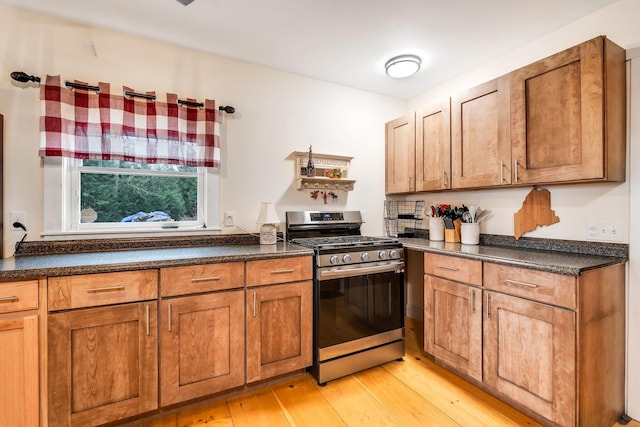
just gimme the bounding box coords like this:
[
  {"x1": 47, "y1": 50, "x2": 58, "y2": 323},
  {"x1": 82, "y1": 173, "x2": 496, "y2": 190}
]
[
  {"x1": 48, "y1": 302, "x2": 158, "y2": 426},
  {"x1": 424, "y1": 275, "x2": 482, "y2": 381},
  {"x1": 483, "y1": 291, "x2": 575, "y2": 427},
  {"x1": 246, "y1": 281, "x2": 312, "y2": 383},
  {"x1": 511, "y1": 36, "x2": 625, "y2": 184},
  {"x1": 385, "y1": 114, "x2": 415, "y2": 194},
  {"x1": 416, "y1": 100, "x2": 451, "y2": 191},
  {"x1": 160, "y1": 290, "x2": 245, "y2": 406},
  {"x1": 451, "y1": 75, "x2": 511, "y2": 188},
  {"x1": 0, "y1": 315, "x2": 39, "y2": 427}
]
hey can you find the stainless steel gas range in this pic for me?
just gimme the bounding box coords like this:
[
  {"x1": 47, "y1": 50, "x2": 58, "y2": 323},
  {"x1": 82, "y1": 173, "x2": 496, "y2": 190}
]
[{"x1": 286, "y1": 211, "x2": 405, "y2": 385}]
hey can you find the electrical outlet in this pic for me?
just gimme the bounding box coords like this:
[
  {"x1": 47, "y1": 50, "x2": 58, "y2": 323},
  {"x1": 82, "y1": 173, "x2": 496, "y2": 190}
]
[
  {"x1": 224, "y1": 211, "x2": 235, "y2": 227},
  {"x1": 10, "y1": 211, "x2": 27, "y2": 230},
  {"x1": 587, "y1": 220, "x2": 623, "y2": 242}
]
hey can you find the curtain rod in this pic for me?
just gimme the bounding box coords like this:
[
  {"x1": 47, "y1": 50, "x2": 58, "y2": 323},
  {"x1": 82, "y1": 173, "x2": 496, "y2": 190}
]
[{"x1": 10, "y1": 71, "x2": 235, "y2": 113}]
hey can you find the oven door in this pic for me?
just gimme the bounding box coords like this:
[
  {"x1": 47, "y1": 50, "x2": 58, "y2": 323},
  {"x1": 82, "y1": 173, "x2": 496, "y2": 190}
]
[{"x1": 316, "y1": 261, "x2": 404, "y2": 362}]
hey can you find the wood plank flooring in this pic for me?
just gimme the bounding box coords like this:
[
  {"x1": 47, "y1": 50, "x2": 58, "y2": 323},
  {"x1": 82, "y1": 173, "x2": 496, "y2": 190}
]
[{"x1": 130, "y1": 318, "x2": 637, "y2": 427}]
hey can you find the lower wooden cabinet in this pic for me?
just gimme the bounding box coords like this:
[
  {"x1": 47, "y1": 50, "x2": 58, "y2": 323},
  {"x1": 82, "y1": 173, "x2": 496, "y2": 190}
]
[
  {"x1": 0, "y1": 279, "x2": 42, "y2": 427},
  {"x1": 423, "y1": 252, "x2": 625, "y2": 427},
  {"x1": 159, "y1": 290, "x2": 245, "y2": 406},
  {"x1": 0, "y1": 314, "x2": 39, "y2": 427},
  {"x1": 48, "y1": 302, "x2": 158, "y2": 427},
  {"x1": 483, "y1": 290, "x2": 576, "y2": 426},
  {"x1": 246, "y1": 281, "x2": 313, "y2": 383},
  {"x1": 424, "y1": 275, "x2": 482, "y2": 381}
]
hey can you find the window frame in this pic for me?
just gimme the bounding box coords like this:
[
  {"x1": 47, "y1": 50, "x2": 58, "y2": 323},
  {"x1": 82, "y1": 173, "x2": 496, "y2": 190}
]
[{"x1": 43, "y1": 157, "x2": 220, "y2": 237}]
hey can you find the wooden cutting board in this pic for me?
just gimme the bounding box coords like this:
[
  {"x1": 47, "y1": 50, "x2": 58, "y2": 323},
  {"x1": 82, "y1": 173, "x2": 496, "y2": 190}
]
[{"x1": 513, "y1": 188, "x2": 560, "y2": 240}]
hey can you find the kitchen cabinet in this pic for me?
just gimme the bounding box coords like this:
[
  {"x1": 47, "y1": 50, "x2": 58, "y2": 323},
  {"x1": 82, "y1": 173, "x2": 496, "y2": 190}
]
[
  {"x1": 423, "y1": 253, "x2": 625, "y2": 427},
  {"x1": 385, "y1": 36, "x2": 626, "y2": 194},
  {"x1": 386, "y1": 101, "x2": 451, "y2": 194},
  {"x1": 510, "y1": 36, "x2": 626, "y2": 184},
  {"x1": 47, "y1": 270, "x2": 158, "y2": 427},
  {"x1": 0, "y1": 279, "x2": 41, "y2": 427},
  {"x1": 483, "y1": 289, "x2": 575, "y2": 426},
  {"x1": 451, "y1": 75, "x2": 511, "y2": 189},
  {"x1": 246, "y1": 256, "x2": 313, "y2": 383},
  {"x1": 423, "y1": 254, "x2": 483, "y2": 381},
  {"x1": 385, "y1": 114, "x2": 415, "y2": 193},
  {"x1": 416, "y1": 100, "x2": 451, "y2": 191},
  {"x1": 159, "y1": 263, "x2": 245, "y2": 406}
]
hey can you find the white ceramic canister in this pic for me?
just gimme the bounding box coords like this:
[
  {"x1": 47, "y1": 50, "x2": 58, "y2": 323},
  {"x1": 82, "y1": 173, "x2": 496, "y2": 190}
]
[
  {"x1": 460, "y1": 222, "x2": 480, "y2": 245},
  {"x1": 429, "y1": 218, "x2": 445, "y2": 241}
]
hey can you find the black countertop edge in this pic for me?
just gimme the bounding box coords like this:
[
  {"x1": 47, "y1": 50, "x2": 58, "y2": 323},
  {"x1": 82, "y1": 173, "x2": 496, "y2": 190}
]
[
  {"x1": 401, "y1": 238, "x2": 626, "y2": 276},
  {"x1": 405, "y1": 228, "x2": 628, "y2": 258}
]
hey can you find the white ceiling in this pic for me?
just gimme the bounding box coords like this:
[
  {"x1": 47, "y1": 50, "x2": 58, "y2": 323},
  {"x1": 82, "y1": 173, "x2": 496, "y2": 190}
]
[{"x1": 0, "y1": 0, "x2": 621, "y2": 99}]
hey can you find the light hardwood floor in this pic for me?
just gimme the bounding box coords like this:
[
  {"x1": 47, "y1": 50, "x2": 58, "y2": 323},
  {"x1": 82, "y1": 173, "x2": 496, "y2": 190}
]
[{"x1": 130, "y1": 318, "x2": 637, "y2": 427}]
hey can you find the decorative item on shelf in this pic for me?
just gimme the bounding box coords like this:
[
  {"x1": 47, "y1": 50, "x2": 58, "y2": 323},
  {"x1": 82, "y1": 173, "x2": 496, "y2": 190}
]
[
  {"x1": 256, "y1": 202, "x2": 280, "y2": 245},
  {"x1": 306, "y1": 145, "x2": 315, "y2": 177},
  {"x1": 310, "y1": 190, "x2": 338, "y2": 204}
]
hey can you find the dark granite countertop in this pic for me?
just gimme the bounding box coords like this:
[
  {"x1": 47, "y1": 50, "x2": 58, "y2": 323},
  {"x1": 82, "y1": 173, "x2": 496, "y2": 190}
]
[
  {"x1": 401, "y1": 238, "x2": 627, "y2": 276},
  {"x1": 0, "y1": 242, "x2": 314, "y2": 281}
]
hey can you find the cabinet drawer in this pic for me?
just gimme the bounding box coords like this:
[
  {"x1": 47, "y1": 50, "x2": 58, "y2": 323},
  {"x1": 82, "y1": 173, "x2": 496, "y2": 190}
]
[
  {"x1": 246, "y1": 256, "x2": 312, "y2": 286},
  {"x1": 484, "y1": 263, "x2": 576, "y2": 309},
  {"x1": 48, "y1": 270, "x2": 158, "y2": 311},
  {"x1": 424, "y1": 253, "x2": 482, "y2": 286},
  {"x1": 0, "y1": 280, "x2": 39, "y2": 313},
  {"x1": 160, "y1": 262, "x2": 244, "y2": 297}
]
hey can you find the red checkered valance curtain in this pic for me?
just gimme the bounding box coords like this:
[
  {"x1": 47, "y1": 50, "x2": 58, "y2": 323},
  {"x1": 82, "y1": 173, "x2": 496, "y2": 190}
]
[{"x1": 39, "y1": 75, "x2": 221, "y2": 167}]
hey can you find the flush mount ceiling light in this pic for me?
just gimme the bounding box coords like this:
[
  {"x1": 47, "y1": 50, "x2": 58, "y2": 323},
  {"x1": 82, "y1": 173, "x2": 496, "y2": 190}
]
[
  {"x1": 385, "y1": 54, "x2": 422, "y2": 78},
  {"x1": 176, "y1": 0, "x2": 195, "y2": 5}
]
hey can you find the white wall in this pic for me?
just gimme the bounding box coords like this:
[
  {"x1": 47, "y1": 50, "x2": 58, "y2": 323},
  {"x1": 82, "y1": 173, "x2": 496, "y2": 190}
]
[{"x1": 0, "y1": 5, "x2": 406, "y2": 256}]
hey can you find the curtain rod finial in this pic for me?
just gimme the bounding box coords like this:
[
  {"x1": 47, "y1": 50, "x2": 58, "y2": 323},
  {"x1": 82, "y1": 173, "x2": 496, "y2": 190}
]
[
  {"x1": 11, "y1": 71, "x2": 41, "y2": 83},
  {"x1": 219, "y1": 105, "x2": 235, "y2": 114}
]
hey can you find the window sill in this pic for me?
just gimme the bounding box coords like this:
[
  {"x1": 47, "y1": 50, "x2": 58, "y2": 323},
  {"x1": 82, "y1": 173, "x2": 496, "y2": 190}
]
[{"x1": 41, "y1": 226, "x2": 225, "y2": 241}]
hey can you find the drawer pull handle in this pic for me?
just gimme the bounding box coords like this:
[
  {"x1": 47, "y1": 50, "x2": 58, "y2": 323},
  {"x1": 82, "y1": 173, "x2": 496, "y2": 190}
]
[
  {"x1": 271, "y1": 269, "x2": 294, "y2": 274},
  {"x1": 486, "y1": 293, "x2": 491, "y2": 319},
  {"x1": 470, "y1": 289, "x2": 475, "y2": 314},
  {"x1": 145, "y1": 305, "x2": 150, "y2": 336},
  {"x1": 253, "y1": 291, "x2": 257, "y2": 318},
  {"x1": 0, "y1": 296, "x2": 19, "y2": 303},
  {"x1": 504, "y1": 279, "x2": 539, "y2": 289},
  {"x1": 436, "y1": 265, "x2": 459, "y2": 271},
  {"x1": 168, "y1": 303, "x2": 172, "y2": 332},
  {"x1": 86, "y1": 285, "x2": 125, "y2": 293},
  {"x1": 191, "y1": 276, "x2": 221, "y2": 283}
]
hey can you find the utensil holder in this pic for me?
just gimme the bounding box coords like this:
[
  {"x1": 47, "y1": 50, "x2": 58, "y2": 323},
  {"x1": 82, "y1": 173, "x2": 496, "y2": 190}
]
[
  {"x1": 444, "y1": 219, "x2": 461, "y2": 243},
  {"x1": 429, "y1": 218, "x2": 445, "y2": 241},
  {"x1": 461, "y1": 222, "x2": 480, "y2": 245}
]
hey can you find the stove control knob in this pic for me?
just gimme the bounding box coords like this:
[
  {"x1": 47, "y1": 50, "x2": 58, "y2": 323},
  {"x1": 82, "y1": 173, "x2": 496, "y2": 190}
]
[
  {"x1": 329, "y1": 255, "x2": 339, "y2": 265},
  {"x1": 361, "y1": 252, "x2": 370, "y2": 261},
  {"x1": 378, "y1": 250, "x2": 388, "y2": 260},
  {"x1": 389, "y1": 249, "x2": 398, "y2": 258},
  {"x1": 342, "y1": 254, "x2": 352, "y2": 263}
]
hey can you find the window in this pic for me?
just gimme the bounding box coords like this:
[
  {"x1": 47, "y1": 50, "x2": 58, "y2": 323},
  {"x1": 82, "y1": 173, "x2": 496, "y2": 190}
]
[
  {"x1": 43, "y1": 157, "x2": 219, "y2": 236},
  {"x1": 71, "y1": 158, "x2": 205, "y2": 229}
]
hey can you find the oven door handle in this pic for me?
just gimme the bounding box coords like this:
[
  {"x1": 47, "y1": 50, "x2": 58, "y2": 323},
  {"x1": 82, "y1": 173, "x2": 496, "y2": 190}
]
[{"x1": 318, "y1": 262, "x2": 404, "y2": 280}]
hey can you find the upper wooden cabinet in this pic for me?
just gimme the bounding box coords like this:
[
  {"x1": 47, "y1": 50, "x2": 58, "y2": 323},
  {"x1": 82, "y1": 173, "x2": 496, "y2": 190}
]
[
  {"x1": 510, "y1": 36, "x2": 626, "y2": 184},
  {"x1": 385, "y1": 36, "x2": 626, "y2": 193},
  {"x1": 385, "y1": 114, "x2": 415, "y2": 193},
  {"x1": 416, "y1": 100, "x2": 451, "y2": 191},
  {"x1": 451, "y1": 75, "x2": 511, "y2": 189},
  {"x1": 386, "y1": 100, "x2": 451, "y2": 194}
]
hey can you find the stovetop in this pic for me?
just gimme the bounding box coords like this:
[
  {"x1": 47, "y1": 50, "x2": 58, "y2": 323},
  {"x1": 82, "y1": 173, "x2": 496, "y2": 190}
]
[{"x1": 290, "y1": 235, "x2": 400, "y2": 251}]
